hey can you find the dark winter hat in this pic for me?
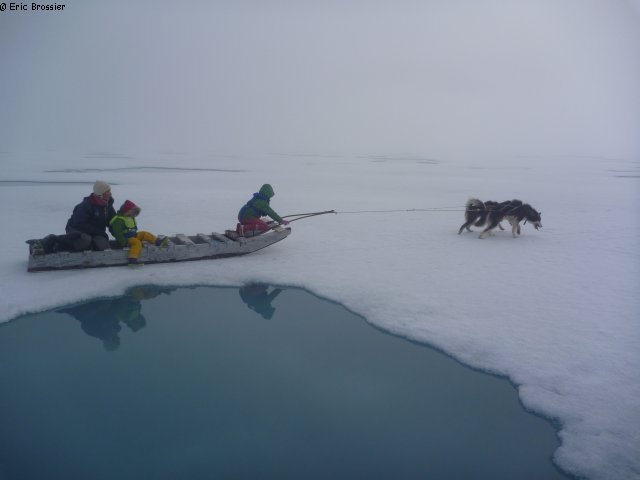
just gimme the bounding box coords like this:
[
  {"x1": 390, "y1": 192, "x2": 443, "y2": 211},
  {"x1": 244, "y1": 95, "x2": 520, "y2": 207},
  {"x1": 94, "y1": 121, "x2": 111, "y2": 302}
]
[
  {"x1": 119, "y1": 200, "x2": 140, "y2": 216},
  {"x1": 93, "y1": 180, "x2": 111, "y2": 196}
]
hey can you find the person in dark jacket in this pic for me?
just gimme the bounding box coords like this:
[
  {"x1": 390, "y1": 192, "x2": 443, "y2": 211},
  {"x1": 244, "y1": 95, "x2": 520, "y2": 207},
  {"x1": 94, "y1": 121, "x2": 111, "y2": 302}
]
[
  {"x1": 59, "y1": 286, "x2": 174, "y2": 351},
  {"x1": 65, "y1": 180, "x2": 116, "y2": 251},
  {"x1": 237, "y1": 184, "x2": 289, "y2": 235}
]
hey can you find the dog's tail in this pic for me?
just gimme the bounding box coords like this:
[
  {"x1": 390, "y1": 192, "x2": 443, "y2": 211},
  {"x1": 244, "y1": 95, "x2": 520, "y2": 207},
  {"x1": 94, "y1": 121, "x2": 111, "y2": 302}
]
[
  {"x1": 466, "y1": 197, "x2": 484, "y2": 210},
  {"x1": 465, "y1": 198, "x2": 486, "y2": 226}
]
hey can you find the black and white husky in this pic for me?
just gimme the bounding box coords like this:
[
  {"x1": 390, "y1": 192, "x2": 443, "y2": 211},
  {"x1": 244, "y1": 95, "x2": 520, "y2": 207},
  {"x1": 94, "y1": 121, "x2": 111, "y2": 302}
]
[{"x1": 458, "y1": 198, "x2": 542, "y2": 238}]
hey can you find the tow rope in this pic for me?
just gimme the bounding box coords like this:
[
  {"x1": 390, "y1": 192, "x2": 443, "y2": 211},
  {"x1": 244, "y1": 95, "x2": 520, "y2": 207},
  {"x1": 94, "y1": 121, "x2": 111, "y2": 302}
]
[
  {"x1": 281, "y1": 210, "x2": 336, "y2": 222},
  {"x1": 335, "y1": 206, "x2": 465, "y2": 214},
  {"x1": 281, "y1": 206, "x2": 466, "y2": 222}
]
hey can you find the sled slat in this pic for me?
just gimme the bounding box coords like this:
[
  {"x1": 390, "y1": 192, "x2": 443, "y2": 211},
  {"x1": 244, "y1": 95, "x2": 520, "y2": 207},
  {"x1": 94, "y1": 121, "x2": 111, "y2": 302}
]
[
  {"x1": 211, "y1": 233, "x2": 232, "y2": 243},
  {"x1": 175, "y1": 234, "x2": 195, "y2": 245}
]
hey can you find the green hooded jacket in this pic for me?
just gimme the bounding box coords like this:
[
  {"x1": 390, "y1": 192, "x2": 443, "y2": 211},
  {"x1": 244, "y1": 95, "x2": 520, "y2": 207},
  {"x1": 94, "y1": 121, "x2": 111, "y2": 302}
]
[
  {"x1": 238, "y1": 184, "x2": 284, "y2": 223},
  {"x1": 109, "y1": 215, "x2": 138, "y2": 246}
]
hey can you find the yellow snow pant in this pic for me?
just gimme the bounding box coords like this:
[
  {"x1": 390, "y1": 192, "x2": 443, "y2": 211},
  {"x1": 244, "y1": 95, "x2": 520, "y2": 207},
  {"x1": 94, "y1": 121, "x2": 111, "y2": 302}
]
[{"x1": 127, "y1": 231, "x2": 156, "y2": 259}]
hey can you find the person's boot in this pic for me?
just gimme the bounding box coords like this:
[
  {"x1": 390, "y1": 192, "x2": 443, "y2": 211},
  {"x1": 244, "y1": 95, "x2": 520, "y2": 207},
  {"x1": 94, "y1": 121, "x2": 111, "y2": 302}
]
[{"x1": 155, "y1": 236, "x2": 171, "y2": 247}]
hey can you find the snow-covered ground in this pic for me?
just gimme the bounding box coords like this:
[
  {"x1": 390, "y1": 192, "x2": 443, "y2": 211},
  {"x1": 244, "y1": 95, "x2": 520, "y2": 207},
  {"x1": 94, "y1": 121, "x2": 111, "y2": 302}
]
[
  {"x1": 1, "y1": 151, "x2": 638, "y2": 480},
  {"x1": 2, "y1": 1, "x2": 639, "y2": 479}
]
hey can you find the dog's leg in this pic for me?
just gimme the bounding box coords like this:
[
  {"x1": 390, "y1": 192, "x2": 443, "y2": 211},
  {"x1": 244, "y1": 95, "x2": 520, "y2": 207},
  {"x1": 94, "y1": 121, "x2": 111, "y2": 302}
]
[
  {"x1": 459, "y1": 212, "x2": 480, "y2": 234},
  {"x1": 503, "y1": 216, "x2": 520, "y2": 237},
  {"x1": 479, "y1": 215, "x2": 502, "y2": 239},
  {"x1": 458, "y1": 220, "x2": 473, "y2": 234},
  {"x1": 506, "y1": 216, "x2": 523, "y2": 237},
  {"x1": 479, "y1": 222, "x2": 497, "y2": 239}
]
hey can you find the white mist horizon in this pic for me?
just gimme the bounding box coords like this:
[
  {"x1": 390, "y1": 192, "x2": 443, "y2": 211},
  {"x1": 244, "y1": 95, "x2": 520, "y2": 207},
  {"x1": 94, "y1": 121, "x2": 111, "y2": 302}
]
[{"x1": 1, "y1": 0, "x2": 639, "y2": 160}]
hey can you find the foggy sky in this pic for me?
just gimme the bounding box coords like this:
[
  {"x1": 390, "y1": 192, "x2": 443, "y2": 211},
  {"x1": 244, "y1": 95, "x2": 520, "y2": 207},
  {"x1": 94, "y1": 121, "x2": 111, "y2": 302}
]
[{"x1": 1, "y1": 0, "x2": 639, "y2": 159}]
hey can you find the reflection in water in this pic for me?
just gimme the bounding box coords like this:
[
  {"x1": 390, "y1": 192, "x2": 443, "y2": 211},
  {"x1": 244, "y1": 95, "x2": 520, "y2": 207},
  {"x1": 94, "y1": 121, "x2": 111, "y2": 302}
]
[
  {"x1": 58, "y1": 286, "x2": 174, "y2": 351},
  {"x1": 239, "y1": 283, "x2": 283, "y2": 320},
  {"x1": 58, "y1": 284, "x2": 283, "y2": 350}
]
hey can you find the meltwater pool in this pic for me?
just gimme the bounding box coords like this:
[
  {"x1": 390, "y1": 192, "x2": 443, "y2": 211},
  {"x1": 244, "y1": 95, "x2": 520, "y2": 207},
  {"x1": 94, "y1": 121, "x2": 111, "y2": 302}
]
[{"x1": 0, "y1": 285, "x2": 573, "y2": 479}]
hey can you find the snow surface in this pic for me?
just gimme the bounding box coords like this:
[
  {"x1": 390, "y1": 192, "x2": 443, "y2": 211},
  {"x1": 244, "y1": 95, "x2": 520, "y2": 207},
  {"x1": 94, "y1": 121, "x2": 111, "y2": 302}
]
[
  {"x1": 1, "y1": 1, "x2": 639, "y2": 479},
  {"x1": 1, "y1": 151, "x2": 638, "y2": 480}
]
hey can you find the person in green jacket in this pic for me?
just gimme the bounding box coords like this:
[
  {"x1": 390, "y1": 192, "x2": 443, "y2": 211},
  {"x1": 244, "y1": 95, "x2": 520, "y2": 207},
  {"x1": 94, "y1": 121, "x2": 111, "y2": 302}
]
[
  {"x1": 109, "y1": 200, "x2": 169, "y2": 266},
  {"x1": 237, "y1": 184, "x2": 289, "y2": 235}
]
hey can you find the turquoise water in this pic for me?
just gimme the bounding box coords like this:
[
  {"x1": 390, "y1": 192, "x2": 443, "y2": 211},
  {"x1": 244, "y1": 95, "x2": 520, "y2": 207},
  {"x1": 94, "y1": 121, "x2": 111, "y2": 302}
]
[{"x1": 0, "y1": 285, "x2": 572, "y2": 480}]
